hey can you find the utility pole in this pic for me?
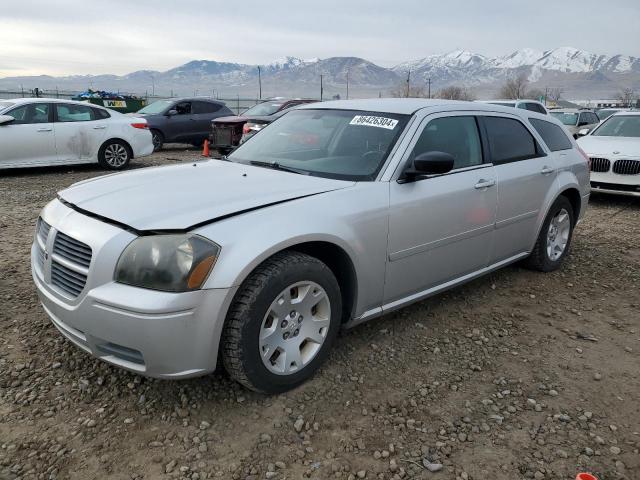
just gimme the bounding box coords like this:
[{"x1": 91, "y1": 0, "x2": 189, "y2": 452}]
[
  {"x1": 427, "y1": 78, "x2": 431, "y2": 99},
  {"x1": 346, "y1": 68, "x2": 349, "y2": 100},
  {"x1": 406, "y1": 70, "x2": 411, "y2": 98},
  {"x1": 320, "y1": 74, "x2": 324, "y2": 101},
  {"x1": 257, "y1": 66, "x2": 262, "y2": 100},
  {"x1": 151, "y1": 76, "x2": 155, "y2": 96},
  {"x1": 544, "y1": 86, "x2": 549, "y2": 106}
]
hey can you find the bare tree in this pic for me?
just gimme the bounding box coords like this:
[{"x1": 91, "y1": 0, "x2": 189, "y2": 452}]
[
  {"x1": 525, "y1": 88, "x2": 545, "y2": 101},
  {"x1": 616, "y1": 88, "x2": 636, "y2": 107},
  {"x1": 499, "y1": 73, "x2": 529, "y2": 99},
  {"x1": 436, "y1": 85, "x2": 475, "y2": 101},
  {"x1": 389, "y1": 82, "x2": 427, "y2": 98},
  {"x1": 548, "y1": 87, "x2": 564, "y2": 102}
]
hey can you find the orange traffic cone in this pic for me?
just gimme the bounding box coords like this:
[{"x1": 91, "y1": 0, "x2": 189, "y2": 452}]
[
  {"x1": 576, "y1": 473, "x2": 598, "y2": 480},
  {"x1": 202, "y1": 139, "x2": 210, "y2": 157}
]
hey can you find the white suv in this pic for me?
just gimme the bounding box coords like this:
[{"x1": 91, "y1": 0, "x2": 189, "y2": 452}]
[{"x1": 477, "y1": 99, "x2": 548, "y2": 115}]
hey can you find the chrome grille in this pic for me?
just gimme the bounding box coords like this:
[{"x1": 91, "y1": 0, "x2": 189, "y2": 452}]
[
  {"x1": 612, "y1": 159, "x2": 640, "y2": 175},
  {"x1": 589, "y1": 157, "x2": 610, "y2": 173},
  {"x1": 51, "y1": 261, "x2": 87, "y2": 298},
  {"x1": 50, "y1": 231, "x2": 92, "y2": 297},
  {"x1": 53, "y1": 232, "x2": 92, "y2": 269}
]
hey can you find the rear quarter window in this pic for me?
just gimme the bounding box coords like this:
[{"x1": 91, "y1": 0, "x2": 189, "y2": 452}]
[
  {"x1": 529, "y1": 118, "x2": 572, "y2": 151},
  {"x1": 482, "y1": 116, "x2": 541, "y2": 163}
]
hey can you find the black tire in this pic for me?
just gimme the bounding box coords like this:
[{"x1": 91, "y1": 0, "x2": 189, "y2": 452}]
[
  {"x1": 524, "y1": 196, "x2": 575, "y2": 272},
  {"x1": 98, "y1": 140, "x2": 132, "y2": 170},
  {"x1": 222, "y1": 251, "x2": 342, "y2": 394},
  {"x1": 151, "y1": 129, "x2": 164, "y2": 151}
]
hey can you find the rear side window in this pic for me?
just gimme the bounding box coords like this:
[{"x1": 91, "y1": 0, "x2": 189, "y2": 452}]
[
  {"x1": 193, "y1": 101, "x2": 222, "y2": 114},
  {"x1": 482, "y1": 116, "x2": 540, "y2": 163},
  {"x1": 529, "y1": 118, "x2": 572, "y2": 151},
  {"x1": 526, "y1": 103, "x2": 547, "y2": 114},
  {"x1": 56, "y1": 104, "x2": 95, "y2": 122},
  {"x1": 92, "y1": 108, "x2": 111, "y2": 119},
  {"x1": 411, "y1": 116, "x2": 483, "y2": 169}
]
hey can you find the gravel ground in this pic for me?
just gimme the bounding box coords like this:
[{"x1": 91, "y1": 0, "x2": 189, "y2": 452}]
[{"x1": 1, "y1": 147, "x2": 639, "y2": 480}]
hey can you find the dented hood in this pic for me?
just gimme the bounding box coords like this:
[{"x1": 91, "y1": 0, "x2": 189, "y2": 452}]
[{"x1": 58, "y1": 160, "x2": 353, "y2": 231}]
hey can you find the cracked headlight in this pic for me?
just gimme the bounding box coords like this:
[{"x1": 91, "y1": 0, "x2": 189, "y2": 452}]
[{"x1": 115, "y1": 234, "x2": 220, "y2": 292}]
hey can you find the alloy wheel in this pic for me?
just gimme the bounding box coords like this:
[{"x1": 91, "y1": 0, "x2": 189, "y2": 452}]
[
  {"x1": 104, "y1": 144, "x2": 129, "y2": 167},
  {"x1": 546, "y1": 208, "x2": 571, "y2": 261}
]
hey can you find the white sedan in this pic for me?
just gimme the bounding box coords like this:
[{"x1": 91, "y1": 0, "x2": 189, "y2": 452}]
[
  {"x1": 0, "y1": 98, "x2": 153, "y2": 170},
  {"x1": 577, "y1": 111, "x2": 640, "y2": 197}
]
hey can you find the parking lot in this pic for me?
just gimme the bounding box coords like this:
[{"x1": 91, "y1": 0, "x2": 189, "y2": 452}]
[{"x1": 0, "y1": 148, "x2": 638, "y2": 480}]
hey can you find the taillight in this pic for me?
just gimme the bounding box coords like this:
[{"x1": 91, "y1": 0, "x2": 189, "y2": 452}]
[
  {"x1": 577, "y1": 146, "x2": 591, "y2": 167},
  {"x1": 242, "y1": 124, "x2": 251, "y2": 134},
  {"x1": 130, "y1": 122, "x2": 149, "y2": 129},
  {"x1": 243, "y1": 122, "x2": 264, "y2": 135}
]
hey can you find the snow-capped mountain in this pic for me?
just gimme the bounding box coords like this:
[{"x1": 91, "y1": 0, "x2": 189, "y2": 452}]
[{"x1": 0, "y1": 47, "x2": 637, "y2": 98}]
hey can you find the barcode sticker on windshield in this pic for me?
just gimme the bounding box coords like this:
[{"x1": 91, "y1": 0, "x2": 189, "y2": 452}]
[{"x1": 350, "y1": 115, "x2": 399, "y2": 130}]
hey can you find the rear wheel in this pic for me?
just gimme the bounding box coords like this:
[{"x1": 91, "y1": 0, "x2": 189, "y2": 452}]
[
  {"x1": 98, "y1": 140, "x2": 131, "y2": 170},
  {"x1": 524, "y1": 196, "x2": 574, "y2": 272},
  {"x1": 222, "y1": 251, "x2": 342, "y2": 393},
  {"x1": 151, "y1": 129, "x2": 163, "y2": 151}
]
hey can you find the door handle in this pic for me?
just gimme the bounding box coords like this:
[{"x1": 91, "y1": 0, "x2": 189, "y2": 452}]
[
  {"x1": 37, "y1": 127, "x2": 52, "y2": 132},
  {"x1": 474, "y1": 179, "x2": 496, "y2": 189},
  {"x1": 93, "y1": 125, "x2": 107, "y2": 130},
  {"x1": 541, "y1": 166, "x2": 555, "y2": 175}
]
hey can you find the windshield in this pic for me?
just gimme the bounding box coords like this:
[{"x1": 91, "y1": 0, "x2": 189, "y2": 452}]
[
  {"x1": 228, "y1": 109, "x2": 410, "y2": 181},
  {"x1": 596, "y1": 109, "x2": 619, "y2": 121},
  {"x1": 242, "y1": 102, "x2": 284, "y2": 116},
  {"x1": 137, "y1": 100, "x2": 174, "y2": 114},
  {"x1": 550, "y1": 112, "x2": 578, "y2": 126},
  {"x1": 0, "y1": 101, "x2": 15, "y2": 112},
  {"x1": 591, "y1": 115, "x2": 640, "y2": 137}
]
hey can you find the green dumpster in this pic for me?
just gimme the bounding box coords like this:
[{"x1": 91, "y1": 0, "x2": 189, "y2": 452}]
[{"x1": 72, "y1": 97, "x2": 147, "y2": 114}]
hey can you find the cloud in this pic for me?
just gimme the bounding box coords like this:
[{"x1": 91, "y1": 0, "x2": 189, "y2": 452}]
[{"x1": 0, "y1": 0, "x2": 638, "y2": 77}]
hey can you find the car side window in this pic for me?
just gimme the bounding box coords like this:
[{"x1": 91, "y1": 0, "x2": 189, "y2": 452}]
[
  {"x1": 92, "y1": 107, "x2": 111, "y2": 119},
  {"x1": 483, "y1": 116, "x2": 541, "y2": 163},
  {"x1": 56, "y1": 104, "x2": 95, "y2": 122},
  {"x1": 411, "y1": 116, "x2": 483, "y2": 170},
  {"x1": 193, "y1": 101, "x2": 222, "y2": 114},
  {"x1": 529, "y1": 118, "x2": 572, "y2": 152},
  {"x1": 589, "y1": 113, "x2": 599, "y2": 124},
  {"x1": 174, "y1": 102, "x2": 192, "y2": 115},
  {"x1": 6, "y1": 103, "x2": 50, "y2": 125},
  {"x1": 517, "y1": 103, "x2": 528, "y2": 110}
]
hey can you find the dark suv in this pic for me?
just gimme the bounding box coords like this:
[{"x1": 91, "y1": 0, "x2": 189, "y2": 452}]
[{"x1": 136, "y1": 98, "x2": 233, "y2": 150}]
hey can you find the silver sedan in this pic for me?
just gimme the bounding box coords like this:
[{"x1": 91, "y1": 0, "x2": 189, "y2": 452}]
[{"x1": 32, "y1": 99, "x2": 590, "y2": 393}]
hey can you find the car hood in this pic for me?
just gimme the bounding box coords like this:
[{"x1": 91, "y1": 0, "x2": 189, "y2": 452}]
[
  {"x1": 577, "y1": 135, "x2": 640, "y2": 157},
  {"x1": 58, "y1": 160, "x2": 354, "y2": 231}
]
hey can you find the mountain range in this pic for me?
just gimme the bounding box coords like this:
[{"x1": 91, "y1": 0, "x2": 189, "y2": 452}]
[{"x1": 1, "y1": 47, "x2": 638, "y2": 99}]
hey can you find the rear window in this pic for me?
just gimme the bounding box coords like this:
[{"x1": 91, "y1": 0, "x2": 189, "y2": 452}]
[
  {"x1": 483, "y1": 116, "x2": 540, "y2": 163},
  {"x1": 529, "y1": 118, "x2": 572, "y2": 151}
]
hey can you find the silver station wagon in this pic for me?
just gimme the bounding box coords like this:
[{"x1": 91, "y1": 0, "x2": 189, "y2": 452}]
[{"x1": 32, "y1": 99, "x2": 590, "y2": 393}]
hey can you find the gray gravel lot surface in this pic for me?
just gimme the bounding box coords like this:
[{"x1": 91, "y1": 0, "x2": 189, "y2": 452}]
[{"x1": 1, "y1": 147, "x2": 639, "y2": 480}]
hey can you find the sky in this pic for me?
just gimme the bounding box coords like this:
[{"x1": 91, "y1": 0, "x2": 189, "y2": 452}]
[{"x1": 1, "y1": 0, "x2": 639, "y2": 77}]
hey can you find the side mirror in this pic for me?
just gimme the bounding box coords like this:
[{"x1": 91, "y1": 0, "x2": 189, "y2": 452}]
[
  {"x1": 0, "y1": 114, "x2": 15, "y2": 125},
  {"x1": 166, "y1": 109, "x2": 178, "y2": 116},
  {"x1": 577, "y1": 128, "x2": 590, "y2": 137},
  {"x1": 403, "y1": 151, "x2": 455, "y2": 181}
]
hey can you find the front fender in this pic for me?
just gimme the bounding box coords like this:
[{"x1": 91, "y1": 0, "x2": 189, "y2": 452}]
[{"x1": 195, "y1": 183, "x2": 390, "y2": 318}]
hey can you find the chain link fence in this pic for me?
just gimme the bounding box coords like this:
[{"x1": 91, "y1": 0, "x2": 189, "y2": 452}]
[{"x1": 0, "y1": 89, "x2": 262, "y2": 115}]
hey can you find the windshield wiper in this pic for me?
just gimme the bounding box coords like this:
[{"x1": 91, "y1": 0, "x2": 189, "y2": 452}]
[{"x1": 249, "y1": 160, "x2": 308, "y2": 175}]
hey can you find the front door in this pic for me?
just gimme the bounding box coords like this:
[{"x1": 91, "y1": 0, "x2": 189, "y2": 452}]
[
  {"x1": 385, "y1": 113, "x2": 497, "y2": 306},
  {"x1": 479, "y1": 115, "x2": 558, "y2": 263},
  {"x1": 166, "y1": 101, "x2": 194, "y2": 142},
  {"x1": 0, "y1": 102, "x2": 57, "y2": 167}
]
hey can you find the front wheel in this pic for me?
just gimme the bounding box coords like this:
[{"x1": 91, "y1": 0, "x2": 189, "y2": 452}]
[
  {"x1": 524, "y1": 196, "x2": 575, "y2": 272},
  {"x1": 221, "y1": 251, "x2": 342, "y2": 393},
  {"x1": 98, "y1": 140, "x2": 131, "y2": 170}
]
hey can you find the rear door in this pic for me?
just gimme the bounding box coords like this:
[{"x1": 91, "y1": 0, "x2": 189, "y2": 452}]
[
  {"x1": 385, "y1": 113, "x2": 497, "y2": 305},
  {"x1": 192, "y1": 101, "x2": 223, "y2": 138},
  {"x1": 480, "y1": 114, "x2": 557, "y2": 263},
  {"x1": 0, "y1": 102, "x2": 57, "y2": 167},
  {"x1": 53, "y1": 103, "x2": 109, "y2": 162}
]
